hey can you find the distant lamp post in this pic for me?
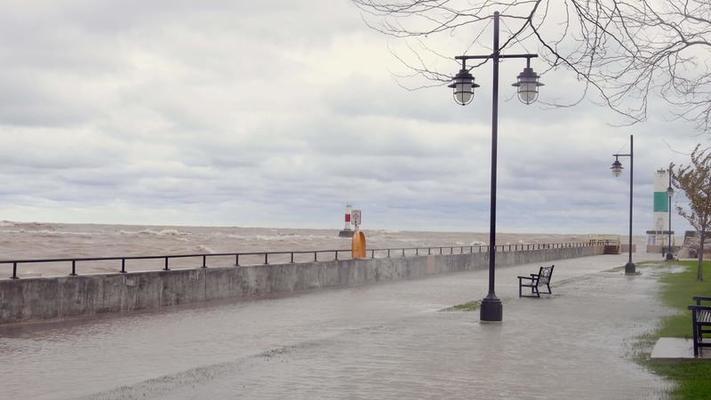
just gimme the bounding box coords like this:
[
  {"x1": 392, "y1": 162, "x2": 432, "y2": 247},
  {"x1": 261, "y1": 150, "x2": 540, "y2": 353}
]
[
  {"x1": 448, "y1": 11, "x2": 542, "y2": 322},
  {"x1": 610, "y1": 134, "x2": 635, "y2": 275},
  {"x1": 666, "y1": 163, "x2": 674, "y2": 261}
]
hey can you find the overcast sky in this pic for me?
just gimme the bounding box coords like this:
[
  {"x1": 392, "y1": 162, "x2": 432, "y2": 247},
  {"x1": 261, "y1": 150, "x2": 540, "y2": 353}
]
[{"x1": 0, "y1": 0, "x2": 704, "y2": 234}]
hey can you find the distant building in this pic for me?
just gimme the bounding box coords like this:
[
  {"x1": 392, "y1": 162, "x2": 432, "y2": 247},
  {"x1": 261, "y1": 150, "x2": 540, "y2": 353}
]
[{"x1": 646, "y1": 168, "x2": 674, "y2": 253}]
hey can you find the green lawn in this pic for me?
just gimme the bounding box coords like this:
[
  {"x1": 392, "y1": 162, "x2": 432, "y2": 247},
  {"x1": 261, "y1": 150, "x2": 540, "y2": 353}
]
[
  {"x1": 643, "y1": 260, "x2": 711, "y2": 399},
  {"x1": 441, "y1": 300, "x2": 480, "y2": 312}
]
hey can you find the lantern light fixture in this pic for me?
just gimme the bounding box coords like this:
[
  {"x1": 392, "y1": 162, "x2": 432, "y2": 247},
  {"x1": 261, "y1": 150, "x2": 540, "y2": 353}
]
[
  {"x1": 611, "y1": 158, "x2": 623, "y2": 177},
  {"x1": 512, "y1": 62, "x2": 544, "y2": 104},
  {"x1": 448, "y1": 67, "x2": 479, "y2": 106}
]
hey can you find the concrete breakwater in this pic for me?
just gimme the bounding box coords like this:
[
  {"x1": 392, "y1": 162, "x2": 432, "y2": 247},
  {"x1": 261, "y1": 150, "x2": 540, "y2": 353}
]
[{"x1": 0, "y1": 245, "x2": 604, "y2": 325}]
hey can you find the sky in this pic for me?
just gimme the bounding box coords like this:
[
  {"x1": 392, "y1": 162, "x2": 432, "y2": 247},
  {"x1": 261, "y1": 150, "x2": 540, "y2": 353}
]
[{"x1": 0, "y1": 0, "x2": 705, "y2": 235}]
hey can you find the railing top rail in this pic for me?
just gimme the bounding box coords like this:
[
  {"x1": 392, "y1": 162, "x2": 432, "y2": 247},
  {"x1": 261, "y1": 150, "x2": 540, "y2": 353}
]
[{"x1": 0, "y1": 240, "x2": 603, "y2": 265}]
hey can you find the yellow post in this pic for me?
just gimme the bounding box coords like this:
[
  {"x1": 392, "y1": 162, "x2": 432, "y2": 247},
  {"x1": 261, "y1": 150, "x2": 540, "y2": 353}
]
[{"x1": 352, "y1": 230, "x2": 366, "y2": 259}]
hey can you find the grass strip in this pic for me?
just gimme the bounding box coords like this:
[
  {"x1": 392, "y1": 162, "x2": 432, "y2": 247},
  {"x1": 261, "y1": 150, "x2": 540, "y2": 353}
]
[
  {"x1": 441, "y1": 300, "x2": 480, "y2": 312},
  {"x1": 641, "y1": 260, "x2": 711, "y2": 399}
]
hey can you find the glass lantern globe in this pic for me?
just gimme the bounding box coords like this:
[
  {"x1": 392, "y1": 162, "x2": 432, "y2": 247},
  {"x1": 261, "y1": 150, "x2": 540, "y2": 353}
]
[
  {"x1": 611, "y1": 160, "x2": 623, "y2": 177},
  {"x1": 512, "y1": 67, "x2": 544, "y2": 104},
  {"x1": 448, "y1": 69, "x2": 479, "y2": 106}
]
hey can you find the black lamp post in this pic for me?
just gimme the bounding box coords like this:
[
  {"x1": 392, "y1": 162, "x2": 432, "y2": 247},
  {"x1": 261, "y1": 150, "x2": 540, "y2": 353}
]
[
  {"x1": 448, "y1": 11, "x2": 543, "y2": 322},
  {"x1": 610, "y1": 134, "x2": 635, "y2": 275},
  {"x1": 666, "y1": 163, "x2": 674, "y2": 261}
]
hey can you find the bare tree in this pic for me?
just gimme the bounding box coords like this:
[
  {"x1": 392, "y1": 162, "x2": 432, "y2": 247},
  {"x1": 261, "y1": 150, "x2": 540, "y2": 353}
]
[
  {"x1": 353, "y1": 0, "x2": 711, "y2": 131},
  {"x1": 673, "y1": 144, "x2": 711, "y2": 281}
]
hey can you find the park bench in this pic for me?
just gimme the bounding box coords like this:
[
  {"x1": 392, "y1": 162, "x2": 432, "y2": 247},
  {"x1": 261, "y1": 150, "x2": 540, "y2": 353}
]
[
  {"x1": 518, "y1": 265, "x2": 554, "y2": 298},
  {"x1": 688, "y1": 296, "x2": 711, "y2": 357}
]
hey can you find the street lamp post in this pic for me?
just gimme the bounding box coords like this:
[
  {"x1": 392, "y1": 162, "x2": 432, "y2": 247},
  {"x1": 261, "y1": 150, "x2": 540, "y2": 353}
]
[
  {"x1": 666, "y1": 163, "x2": 674, "y2": 261},
  {"x1": 610, "y1": 134, "x2": 635, "y2": 275},
  {"x1": 448, "y1": 11, "x2": 543, "y2": 322}
]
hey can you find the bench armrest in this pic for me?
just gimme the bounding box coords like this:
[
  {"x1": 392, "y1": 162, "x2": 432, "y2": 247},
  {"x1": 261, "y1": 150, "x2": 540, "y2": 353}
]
[
  {"x1": 518, "y1": 276, "x2": 535, "y2": 281},
  {"x1": 688, "y1": 305, "x2": 711, "y2": 311},
  {"x1": 694, "y1": 296, "x2": 711, "y2": 305}
]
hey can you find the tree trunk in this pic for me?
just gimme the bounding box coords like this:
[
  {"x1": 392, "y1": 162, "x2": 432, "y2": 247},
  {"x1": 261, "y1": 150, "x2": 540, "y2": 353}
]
[{"x1": 699, "y1": 230, "x2": 705, "y2": 281}]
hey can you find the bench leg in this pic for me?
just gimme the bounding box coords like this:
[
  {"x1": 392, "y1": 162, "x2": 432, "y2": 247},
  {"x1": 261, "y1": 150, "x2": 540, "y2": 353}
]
[{"x1": 692, "y1": 318, "x2": 700, "y2": 357}]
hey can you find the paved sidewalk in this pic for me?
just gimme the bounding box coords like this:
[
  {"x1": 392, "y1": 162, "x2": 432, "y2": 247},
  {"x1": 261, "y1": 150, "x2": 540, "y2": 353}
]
[{"x1": 0, "y1": 253, "x2": 671, "y2": 399}]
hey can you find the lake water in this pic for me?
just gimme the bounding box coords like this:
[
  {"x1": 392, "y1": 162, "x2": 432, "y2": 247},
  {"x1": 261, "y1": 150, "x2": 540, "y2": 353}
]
[{"x1": 0, "y1": 221, "x2": 615, "y2": 278}]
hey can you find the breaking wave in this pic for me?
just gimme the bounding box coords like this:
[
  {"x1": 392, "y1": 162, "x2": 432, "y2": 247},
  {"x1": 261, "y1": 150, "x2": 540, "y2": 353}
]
[{"x1": 120, "y1": 229, "x2": 192, "y2": 237}]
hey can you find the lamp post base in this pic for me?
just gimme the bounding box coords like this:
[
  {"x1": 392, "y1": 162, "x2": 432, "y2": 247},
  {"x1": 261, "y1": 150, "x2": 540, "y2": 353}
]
[
  {"x1": 666, "y1": 252, "x2": 674, "y2": 261},
  {"x1": 480, "y1": 295, "x2": 502, "y2": 322},
  {"x1": 624, "y1": 262, "x2": 636, "y2": 275}
]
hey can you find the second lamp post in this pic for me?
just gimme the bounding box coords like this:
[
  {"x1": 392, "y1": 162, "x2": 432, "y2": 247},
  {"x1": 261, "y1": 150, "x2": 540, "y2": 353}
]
[
  {"x1": 448, "y1": 11, "x2": 543, "y2": 322},
  {"x1": 610, "y1": 134, "x2": 635, "y2": 275},
  {"x1": 666, "y1": 163, "x2": 674, "y2": 261}
]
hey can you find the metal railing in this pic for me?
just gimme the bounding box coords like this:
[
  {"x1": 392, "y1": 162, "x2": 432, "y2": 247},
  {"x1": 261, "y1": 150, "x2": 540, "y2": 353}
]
[{"x1": 0, "y1": 241, "x2": 606, "y2": 279}]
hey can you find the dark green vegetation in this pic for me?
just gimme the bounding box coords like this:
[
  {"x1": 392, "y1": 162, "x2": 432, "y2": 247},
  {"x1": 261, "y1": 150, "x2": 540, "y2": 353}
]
[
  {"x1": 642, "y1": 260, "x2": 711, "y2": 399},
  {"x1": 441, "y1": 300, "x2": 480, "y2": 312}
]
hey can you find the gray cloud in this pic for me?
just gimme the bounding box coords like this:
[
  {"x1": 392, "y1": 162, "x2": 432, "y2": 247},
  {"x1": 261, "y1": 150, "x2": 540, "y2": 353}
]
[{"x1": 0, "y1": 0, "x2": 704, "y2": 235}]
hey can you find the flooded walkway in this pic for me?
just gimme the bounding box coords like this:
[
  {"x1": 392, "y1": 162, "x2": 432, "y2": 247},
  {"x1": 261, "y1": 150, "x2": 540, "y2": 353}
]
[{"x1": 0, "y1": 253, "x2": 670, "y2": 399}]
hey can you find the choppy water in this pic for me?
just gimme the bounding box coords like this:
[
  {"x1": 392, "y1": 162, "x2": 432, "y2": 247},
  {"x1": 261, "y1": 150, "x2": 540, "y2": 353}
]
[{"x1": 0, "y1": 221, "x2": 608, "y2": 278}]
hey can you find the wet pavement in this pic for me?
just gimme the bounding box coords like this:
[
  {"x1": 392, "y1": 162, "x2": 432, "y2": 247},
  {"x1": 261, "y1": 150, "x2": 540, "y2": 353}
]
[{"x1": 0, "y1": 253, "x2": 672, "y2": 399}]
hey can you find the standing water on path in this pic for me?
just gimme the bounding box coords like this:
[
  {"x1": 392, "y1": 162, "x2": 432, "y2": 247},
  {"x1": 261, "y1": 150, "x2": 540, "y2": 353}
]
[{"x1": 0, "y1": 254, "x2": 670, "y2": 399}]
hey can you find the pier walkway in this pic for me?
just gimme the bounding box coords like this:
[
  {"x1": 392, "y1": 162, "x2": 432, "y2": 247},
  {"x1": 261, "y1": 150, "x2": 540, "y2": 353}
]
[{"x1": 0, "y1": 252, "x2": 670, "y2": 399}]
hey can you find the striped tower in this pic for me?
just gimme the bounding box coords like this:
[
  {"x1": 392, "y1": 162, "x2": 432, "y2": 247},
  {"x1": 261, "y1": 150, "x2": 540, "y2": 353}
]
[
  {"x1": 646, "y1": 169, "x2": 671, "y2": 252},
  {"x1": 344, "y1": 204, "x2": 352, "y2": 230},
  {"x1": 338, "y1": 204, "x2": 354, "y2": 238}
]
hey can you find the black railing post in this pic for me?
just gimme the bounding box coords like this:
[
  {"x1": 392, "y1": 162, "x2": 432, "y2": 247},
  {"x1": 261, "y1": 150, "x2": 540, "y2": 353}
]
[
  {"x1": 202, "y1": 255, "x2": 207, "y2": 268},
  {"x1": 164, "y1": 257, "x2": 169, "y2": 271},
  {"x1": 235, "y1": 254, "x2": 240, "y2": 266},
  {"x1": 314, "y1": 252, "x2": 317, "y2": 262},
  {"x1": 387, "y1": 249, "x2": 391, "y2": 258},
  {"x1": 11, "y1": 262, "x2": 18, "y2": 279},
  {"x1": 121, "y1": 258, "x2": 126, "y2": 273},
  {"x1": 403, "y1": 249, "x2": 406, "y2": 257},
  {"x1": 70, "y1": 260, "x2": 77, "y2": 276},
  {"x1": 371, "y1": 249, "x2": 375, "y2": 259},
  {"x1": 428, "y1": 248, "x2": 432, "y2": 255},
  {"x1": 264, "y1": 253, "x2": 269, "y2": 265},
  {"x1": 335, "y1": 250, "x2": 339, "y2": 260}
]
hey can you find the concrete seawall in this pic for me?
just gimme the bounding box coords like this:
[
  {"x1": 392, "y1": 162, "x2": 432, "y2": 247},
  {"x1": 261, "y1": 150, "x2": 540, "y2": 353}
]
[{"x1": 0, "y1": 246, "x2": 604, "y2": 324}]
